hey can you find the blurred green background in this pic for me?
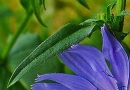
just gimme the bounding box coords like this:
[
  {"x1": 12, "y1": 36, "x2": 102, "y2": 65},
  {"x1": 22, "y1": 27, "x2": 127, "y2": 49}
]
[{"x1": 0, "y1": 0, "x2": 130, "y2": 90}]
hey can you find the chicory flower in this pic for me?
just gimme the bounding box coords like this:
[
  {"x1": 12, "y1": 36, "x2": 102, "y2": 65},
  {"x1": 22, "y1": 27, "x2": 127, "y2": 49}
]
[{"x1": 31, "y1": 24, "x2": 129, "y2": 90}]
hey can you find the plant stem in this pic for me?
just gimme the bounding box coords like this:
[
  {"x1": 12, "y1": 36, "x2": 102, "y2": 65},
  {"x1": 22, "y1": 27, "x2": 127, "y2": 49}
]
[
  {"x1": 116, "y1": 0, "x2": 126, "y2": 15},
  {"x1": 0, "y1": 11, "x2": 32, "y2": 63},
  {"x1": 115, "y1": 0, "x2": 126, "y2": 32}
]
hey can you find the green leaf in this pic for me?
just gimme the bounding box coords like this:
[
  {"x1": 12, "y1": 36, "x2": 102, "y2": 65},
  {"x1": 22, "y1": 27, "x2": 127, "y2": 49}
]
[
  {"x1": 106, "y1": 4, "x2": 112, "y2": 21},
  {"x1": 31, "y1": 0, "x2": 47, "y2": 27},
  {"x1": 76, "y1": 0, "x2": 89, "y2": 9},
  {"x1": 42, "y1": 0, "x2": 46, "y2": 10},
  {"x1": 39, "y1": 0, "x2": 46, "y2": 10},
  {"x1": 20, "y1": 0, "x2": 32, "y2": 12},
  {"x1": 80, "y1": 19, "x2": 104, "y2": 25},
  {"x1": 8, "y1": 22, "x2": 99, "y2": 87},
  {"x1": 7, "y1": 33, "x2": 62, "y2": 89},
  {"x1": 105, "y1": 3, "x2": 115, "y2": 21},
  {"x1": 117, "y1": 10, "x2": 130, "y2": 16}
]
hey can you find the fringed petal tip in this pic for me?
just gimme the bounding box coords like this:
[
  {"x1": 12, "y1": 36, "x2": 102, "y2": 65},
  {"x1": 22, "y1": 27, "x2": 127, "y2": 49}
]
[
  {"x1": 70, "y1": 44, "x2": 79, "y2": 49},
  {"x1": 35, "y1": 74, "x2": 44, "y2": 82},
  {"x1": 35, "y1": 76, "x2": 42, "y2": 82},
  {"x1": 31, "y1": 84, "x2": 34, "y2": 90},
  {"x1": 31, "y1": 83, "x2": 43, "y2": 90},
  {"x1": 37, "y1": 74, "x2": 40, "y2": 78}
]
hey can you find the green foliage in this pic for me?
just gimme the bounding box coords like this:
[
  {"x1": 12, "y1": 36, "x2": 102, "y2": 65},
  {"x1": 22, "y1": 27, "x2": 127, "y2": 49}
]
[
  {"x1": 8, "y1": 20, "x2": 104, "y2": 87},
  {"x1": 3, "y1": 33, "x2": 63, "y2": 89},
  {"x1": 0, "y1": 0, "x2": 129, "y2": 90},
  {"x1": 20, "y1": 0, "x2": 32, "y2": 13},
  {"x1": 8, "y1": 33, "x2": 63, "y2": 89},
  {"x1": 97, "y1": 3, "x2": 128, "y2": 41},
  {"x1": 0, "y1": 67, "x2": 25, "y2": 90},
  {"x1": 39, "y1": 0, "x2": 46, "y2": 10},
  {"x1": 1, "y1": 10, "x2": 32, "y2": 62},
  {"x1": 20, "y1": 0, "x2": 46, "y2": 27},
  {"x1": 0, "y1": 5, "x2": 12, "y2": 40},
  {"x1": 31, "y1": 0, "x2": 47, "y2": 27},
  {"x1": 0, "y1": 33, "x2": 41, "y2": 90},
  {"x1": 118, "y1": 10, "x2": 130, "y2": 16},
  {"x1": 76, "y1": 0, "x2": 89, "y2": 9}
]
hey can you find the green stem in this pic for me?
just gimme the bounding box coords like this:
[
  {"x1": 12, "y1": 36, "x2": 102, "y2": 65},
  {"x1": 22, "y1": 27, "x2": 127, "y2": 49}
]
[
  {"x1": 115, "y1": 0, "x2": 126, "y2": 32},
  {"x1": 0, "y1": 11, "x2": 32, "y2": 63},
  {"x1": 116, "y1": 0, "x2": 126, "y2": 15}
]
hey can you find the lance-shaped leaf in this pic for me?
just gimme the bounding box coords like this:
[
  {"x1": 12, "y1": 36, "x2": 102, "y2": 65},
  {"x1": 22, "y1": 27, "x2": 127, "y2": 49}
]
[
  {"x1": 42, "y1": 0, "x2": 46, "y2": 10},
  {"x1": 39, "y1": 0, "x2": 46, "y2": 10},
  {"x1": 8, "y1": 22, "x2": 100, "y2": 87},
  {"x1": 76, "y1": 0, "x2": 89, "y2": 9},
  {"x1": 31, "y1": 0, "x2": 47, "y2": 27},
  {"x1": 20, "y1": 0, "x2": 32, "y2": 13}
]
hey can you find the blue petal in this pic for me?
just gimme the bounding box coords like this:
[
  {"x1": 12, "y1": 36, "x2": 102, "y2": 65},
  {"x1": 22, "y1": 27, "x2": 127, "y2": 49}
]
[
  {"x1": 32, "y1": 83, "x2": 70, "y2": 90},
  {"x1": 34, "y1": 73, "x2": 96, "y2": 90},
  {"x1": 59, "y1": 44, "x2": 117, "y2": 90},
  {"x1": 101, "y1": 24, "x2": 129, "y2": 87},
  {"x1": 127, "y1": 61, "x2": 130, "y2": 89}
]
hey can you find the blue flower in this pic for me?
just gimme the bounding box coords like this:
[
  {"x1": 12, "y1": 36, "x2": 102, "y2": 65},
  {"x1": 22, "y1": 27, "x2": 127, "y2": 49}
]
[{"x1": 31, "y1": 24, "x2": 130, "y2": 90}]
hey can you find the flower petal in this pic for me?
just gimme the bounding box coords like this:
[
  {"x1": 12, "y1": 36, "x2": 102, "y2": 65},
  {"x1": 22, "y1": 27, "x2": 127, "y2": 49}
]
[
  {"x1": 59, "y1": 44, "x2": 117, "y2": 90},
  {"x1": 34, "y1": 73, "x2": 96, "y2": 90},
  {"x1": 31, "y1": 83, "x2": 70, "y2": 90},
  {"x1": 101, "y1": 24, "x2": 129, "y2": 87},
  {"x1": 127, "y1": 61, "x2": 130, "y2": 90}
]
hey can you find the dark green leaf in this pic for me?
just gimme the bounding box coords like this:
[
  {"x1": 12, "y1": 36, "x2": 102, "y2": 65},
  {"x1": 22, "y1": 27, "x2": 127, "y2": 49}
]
[
  {"x1": 106, "y1": 3, "x2": 115, "y2": 21},
  {"x1": 42, "y1": 0, "x2": 46, "y2": 10},
  {"x1": 20, "y1": 0, "x2": 32, "y2": 12},
  {"x1": 39, "y1": 0, "x2": 46, "y2": 10},
  {"x1": 8, "y1": 22, "x2": 100, "y2": 87},
  {"x1": 77, "y1": 0, "x2": 89, "y2": 9},
  {"x1": 7, "y1": 33, "x2": 62, "y2": 88},
  {"x1": 31, "y1": 0, "x2": 47, "y2": 27},
  {"x1": 80, "y1": 19, "x2": 104, "y2": 25},
  {"x1": 106, "y1": 4, "x2": 112, "y2": 21}
]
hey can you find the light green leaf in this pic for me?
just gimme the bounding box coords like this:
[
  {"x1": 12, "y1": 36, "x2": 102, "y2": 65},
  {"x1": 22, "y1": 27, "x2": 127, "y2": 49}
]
[
  {"x1": 8, "y1": 22, "x2": 100, "y2": 87},
  {"x1": 77, "y1": 0, "x2": 89, "y2": 9},
  {"x1": 118, "y1": 10, "x2": 130, "y2": 16},
  {"x1": 31, "y1": 0, "x2": 47, "y2": 27}
]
